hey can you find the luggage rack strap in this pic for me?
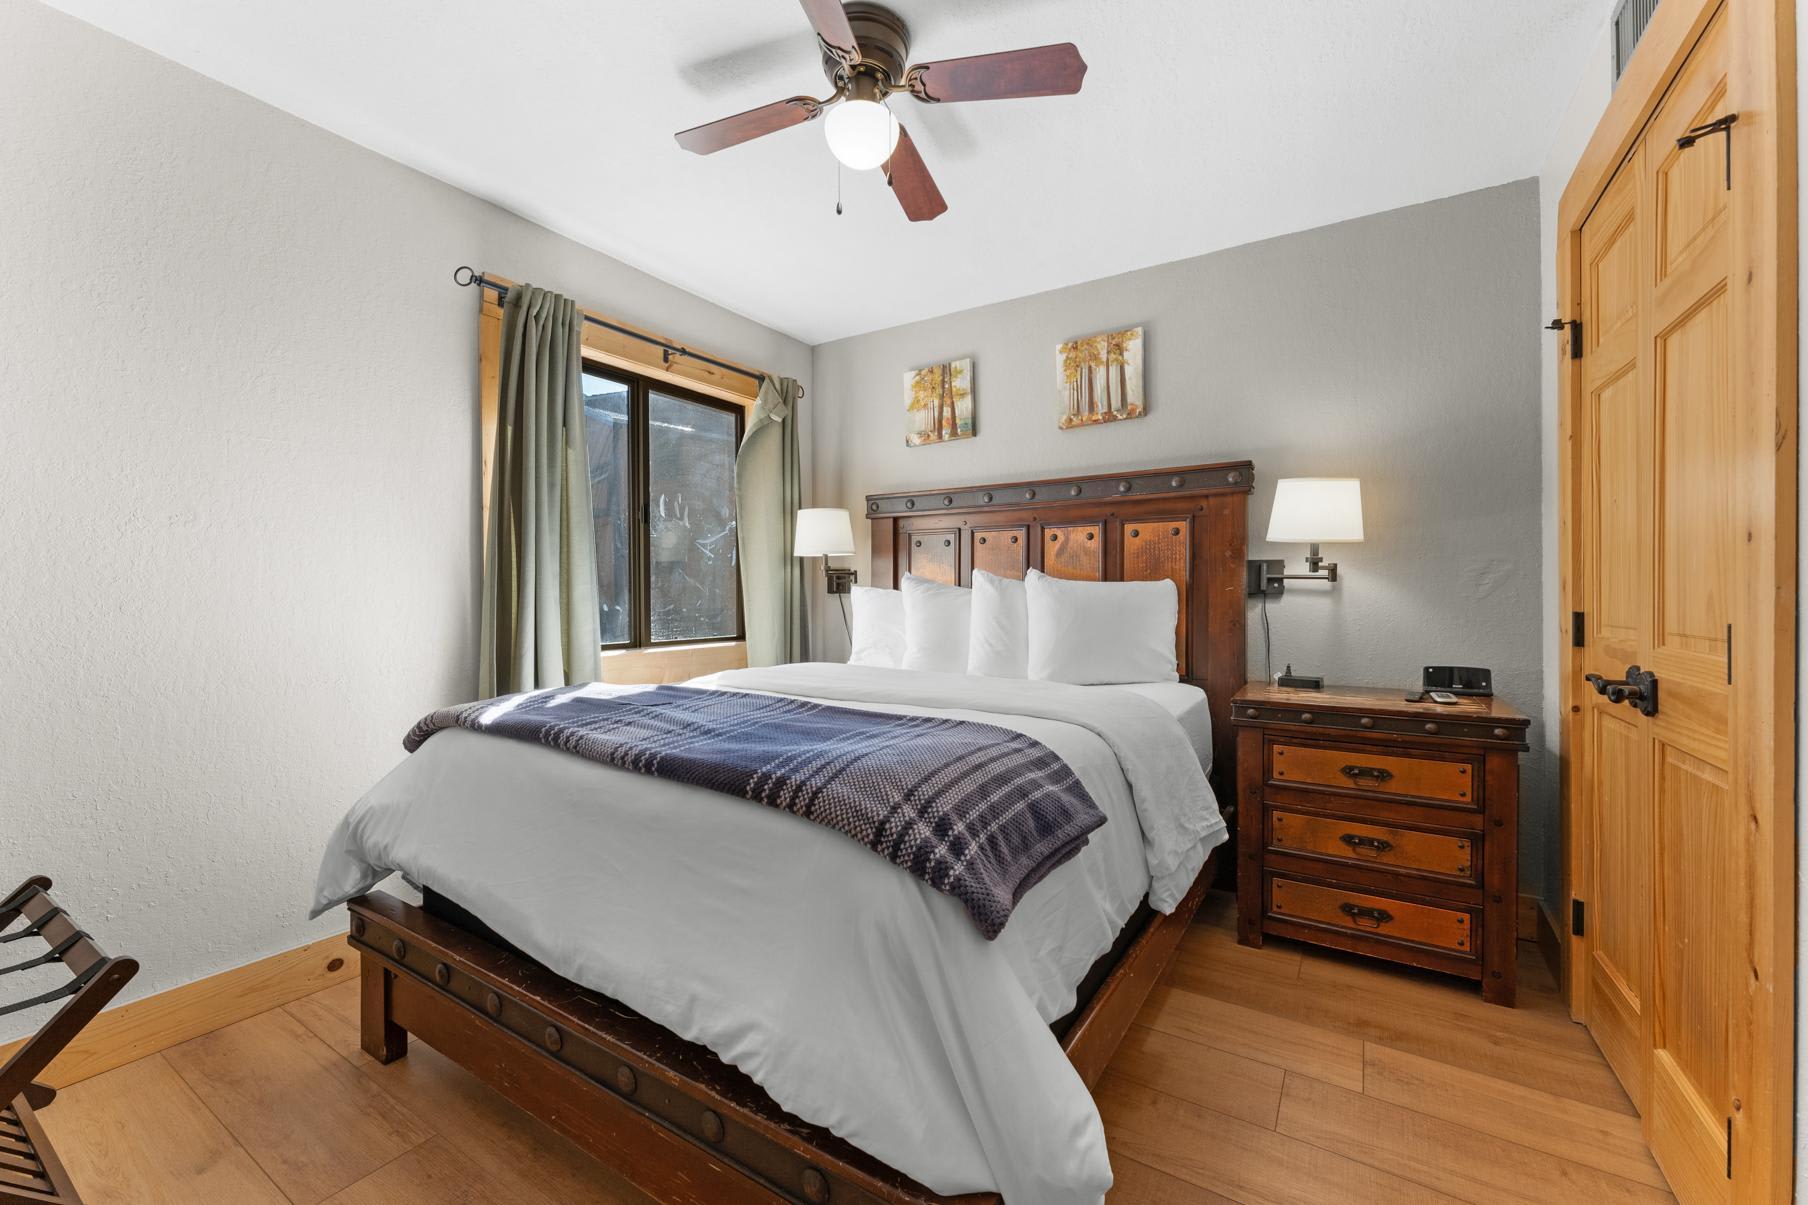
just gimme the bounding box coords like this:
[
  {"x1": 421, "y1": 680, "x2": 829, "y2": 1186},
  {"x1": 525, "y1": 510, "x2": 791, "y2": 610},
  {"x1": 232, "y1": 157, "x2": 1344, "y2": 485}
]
[
  {"x1": 0, "y1": 957, "x2": 106, "y2": 1018},
  {"x1": 0, "y1": 930, "x2": 88, "y2": 979},
  {"x1": 0, "y1": 906, "x2": 64, "y2": 945}
]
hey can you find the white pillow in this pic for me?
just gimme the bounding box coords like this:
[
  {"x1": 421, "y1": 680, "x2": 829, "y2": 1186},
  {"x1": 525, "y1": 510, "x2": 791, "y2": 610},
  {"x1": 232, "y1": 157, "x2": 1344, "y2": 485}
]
[
  {"x1": 847, "y1": 586, "x2": 906, "y2": 668},
  {"x1": 901, "y1": 574, "x2": 972, "y2": 673},
  {"x1": 1025, "y1": 568, "x2": 1179, "y2": 684},
  {"x1": 967, "y1": 570, "x2": 1028, "y2": 678}
]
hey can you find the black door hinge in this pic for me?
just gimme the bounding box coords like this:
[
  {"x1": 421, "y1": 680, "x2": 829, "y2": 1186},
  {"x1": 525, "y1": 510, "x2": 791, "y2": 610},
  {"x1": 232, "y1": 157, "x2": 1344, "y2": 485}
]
[
  {"x1": 1572, "y1": 611, "x2": 1586, "y2": 648},
  {"x1": 1571, "y1": 899, "x2": 1585, "y2": 937},
  {"x1": 1726, "y1": 1115, "x2": 1733, "y2": 1178},
  {"x1": 1677, "y1": 113, "x2": 1739, "y2": 190},
  {"x1": 1726, "y1": 623, "x2": 1733, "y2": 685},
  {"x1": 1546, "y1": 317, "x2": 1583, "y2": 359}
]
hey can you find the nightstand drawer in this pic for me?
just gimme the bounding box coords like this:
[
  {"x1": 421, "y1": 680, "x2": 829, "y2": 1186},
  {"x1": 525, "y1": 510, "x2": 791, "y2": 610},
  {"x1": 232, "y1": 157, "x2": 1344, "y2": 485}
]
[
  {"x1": 1271, "y1": 742, "x2": 1476, "y2": 807},
  {"x1": 1268, "y1": 876, "x2": 1474, "y2": 955},
  {"x1": 1268, "y1": 810, "x2": 1476, "y2": 881}
]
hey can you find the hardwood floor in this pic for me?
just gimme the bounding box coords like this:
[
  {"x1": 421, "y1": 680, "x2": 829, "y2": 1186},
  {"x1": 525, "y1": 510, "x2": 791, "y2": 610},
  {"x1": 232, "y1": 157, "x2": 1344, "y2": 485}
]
[{"x1": 36, "y1": 893, "x2": 1672, "y2": 1204}]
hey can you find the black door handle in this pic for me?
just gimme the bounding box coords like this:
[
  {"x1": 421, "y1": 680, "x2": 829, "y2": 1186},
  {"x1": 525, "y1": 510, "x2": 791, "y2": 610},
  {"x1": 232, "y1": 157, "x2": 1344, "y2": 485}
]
[{"x1": 1586, "y1": 666, "x2": 1659, "y2": 717}]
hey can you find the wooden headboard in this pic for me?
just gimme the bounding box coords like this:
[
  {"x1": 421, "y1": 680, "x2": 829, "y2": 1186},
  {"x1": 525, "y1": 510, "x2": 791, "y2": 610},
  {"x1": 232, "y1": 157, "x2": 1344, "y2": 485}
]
[{"x1": 866, "y1": 460, "x2": 1252, "y2": 789}]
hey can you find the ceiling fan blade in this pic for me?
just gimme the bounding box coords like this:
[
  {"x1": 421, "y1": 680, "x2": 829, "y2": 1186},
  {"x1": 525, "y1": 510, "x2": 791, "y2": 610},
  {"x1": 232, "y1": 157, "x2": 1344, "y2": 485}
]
[
  {"x1": 799, "y1": 0, "x2": 860, "y2": 68},
  {"x1": 675, "y1": 96, "x2": 823, "y2": 155},
  {"x1": 885, "y1": 124, "x2": 947, "y2": 223},
  {"x1": 905, "y1": 43, "x2": 1087, "y2": 103}
]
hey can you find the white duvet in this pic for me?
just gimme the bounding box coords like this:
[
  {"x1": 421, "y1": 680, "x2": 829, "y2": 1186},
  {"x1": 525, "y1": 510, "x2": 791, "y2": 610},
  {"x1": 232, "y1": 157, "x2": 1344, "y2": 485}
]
[{"x1": 311, "y1": 664, "x2": 1226, "y2": 1203}]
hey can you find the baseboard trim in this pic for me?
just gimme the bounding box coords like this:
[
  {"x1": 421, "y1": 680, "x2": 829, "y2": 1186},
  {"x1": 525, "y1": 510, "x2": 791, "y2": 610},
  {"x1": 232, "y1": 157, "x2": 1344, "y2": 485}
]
[
  {"x1": 0, "y1": 933, "x2": 355, "y2": 1088},
  {"x1": 1516, "y1": 893, "x2": 1540, "y2": 941},
  {"x1": 1534, "y1": 900, "x2": 1564, "y2": 986}
]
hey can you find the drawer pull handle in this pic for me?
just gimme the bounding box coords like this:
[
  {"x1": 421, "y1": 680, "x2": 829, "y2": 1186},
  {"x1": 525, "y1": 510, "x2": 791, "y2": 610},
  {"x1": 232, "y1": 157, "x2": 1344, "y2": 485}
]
[
  {"x1": 1338, "y1": 833, "x2": 1394, "y2": 856},
  {"x1": 1339, "y1": 902, "x2": 1394, "y2": 928},
  {"x1": 1339, "y1": 763, "x2": 1395, "y2": 784}
]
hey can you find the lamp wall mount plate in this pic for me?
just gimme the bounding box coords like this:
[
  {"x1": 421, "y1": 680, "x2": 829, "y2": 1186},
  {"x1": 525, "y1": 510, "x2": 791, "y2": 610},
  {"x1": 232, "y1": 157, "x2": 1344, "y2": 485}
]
[{"x1": 1246, "y1": 559, "x2": 1286, "y2": 597}]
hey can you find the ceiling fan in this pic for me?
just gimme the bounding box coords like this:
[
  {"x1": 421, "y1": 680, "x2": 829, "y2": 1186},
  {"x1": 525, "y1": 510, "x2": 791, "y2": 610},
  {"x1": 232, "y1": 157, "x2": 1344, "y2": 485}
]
[{"x1": 674, "y1": 0, "x2": 1087, "y2": 222}]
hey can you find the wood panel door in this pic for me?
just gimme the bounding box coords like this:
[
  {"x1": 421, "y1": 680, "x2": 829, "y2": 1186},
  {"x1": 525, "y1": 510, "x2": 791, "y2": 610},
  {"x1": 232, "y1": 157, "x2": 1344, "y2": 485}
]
[
  {"x1": 1578, "y1": 146, "x2": 1653, "y2": 1104},
  {"x1": 1571, "y1": 11, "x2": 1750, "y2": 1202},
  {"x1": 1639, "y1": 18, "x2": 1739, "y2": 1200}
]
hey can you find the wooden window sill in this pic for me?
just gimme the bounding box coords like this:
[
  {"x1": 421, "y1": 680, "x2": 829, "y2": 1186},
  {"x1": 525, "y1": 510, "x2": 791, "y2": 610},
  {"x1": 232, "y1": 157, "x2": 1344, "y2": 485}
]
[{"x1": 600, "y1": 641, "x2": 747, "y2": 685}]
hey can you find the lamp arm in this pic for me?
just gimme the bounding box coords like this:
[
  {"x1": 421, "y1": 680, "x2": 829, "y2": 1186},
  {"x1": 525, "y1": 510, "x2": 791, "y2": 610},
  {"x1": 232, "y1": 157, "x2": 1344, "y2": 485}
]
[
  {"x1": 1269, "y1": 566, "x2": 1338, "y2": 584},
  {"x1": 1247, "y1": 546, "x2": 1342, "y2": 596}
]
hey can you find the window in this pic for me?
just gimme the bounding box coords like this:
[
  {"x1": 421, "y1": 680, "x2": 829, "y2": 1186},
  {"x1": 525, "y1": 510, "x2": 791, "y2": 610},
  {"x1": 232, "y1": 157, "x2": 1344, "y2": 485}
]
[{"x1": 582, "y1": 365, "x2": 744, "y2": 649}]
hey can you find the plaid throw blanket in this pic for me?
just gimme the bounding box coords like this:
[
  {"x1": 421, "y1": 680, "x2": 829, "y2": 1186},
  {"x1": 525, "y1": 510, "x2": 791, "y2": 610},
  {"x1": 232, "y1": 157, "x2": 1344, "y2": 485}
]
[{"x1": 405, "y1": 685, "x2": 1106, "y2": 939}]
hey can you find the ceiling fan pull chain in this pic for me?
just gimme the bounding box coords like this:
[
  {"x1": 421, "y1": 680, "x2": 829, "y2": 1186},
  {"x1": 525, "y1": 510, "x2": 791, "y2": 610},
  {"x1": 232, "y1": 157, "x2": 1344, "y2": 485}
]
[{"x1": 835, "y1": 160, "x2": 843, "y2": 216}]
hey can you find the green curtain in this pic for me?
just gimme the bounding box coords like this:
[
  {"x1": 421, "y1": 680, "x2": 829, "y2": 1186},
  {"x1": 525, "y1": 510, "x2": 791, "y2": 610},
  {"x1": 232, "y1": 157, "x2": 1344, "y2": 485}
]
[
  {"x1": 735, "y1": 376, "x2": 809, "y2": 666},
  {"x1": 479, "y1": 285, "x2": 601, "y2": 696}
]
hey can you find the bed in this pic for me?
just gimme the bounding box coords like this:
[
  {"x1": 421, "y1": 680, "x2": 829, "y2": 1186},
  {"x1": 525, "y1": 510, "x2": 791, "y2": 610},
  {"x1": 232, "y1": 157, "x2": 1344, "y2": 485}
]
[{"x1": 314, "y1": 461, "x2": 1252, "y2": 1205}]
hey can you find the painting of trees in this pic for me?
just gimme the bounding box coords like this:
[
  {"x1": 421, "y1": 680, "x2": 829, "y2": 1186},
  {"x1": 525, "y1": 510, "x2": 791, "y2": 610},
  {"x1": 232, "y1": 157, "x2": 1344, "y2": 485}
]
[
  {"x1": 1060, "y1": 339, "x2": 1087, "y2": 420},
  {"x1": 904, "y1": 357, "x2": 975, "y2": 446},
  {"x1": 1056, "y1": 326, "x2": 1144, "y2": 429}
]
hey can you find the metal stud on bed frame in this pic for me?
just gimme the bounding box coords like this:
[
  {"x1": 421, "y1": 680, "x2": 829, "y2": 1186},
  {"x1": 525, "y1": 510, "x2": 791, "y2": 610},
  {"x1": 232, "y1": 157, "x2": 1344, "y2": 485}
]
[{"x1": 348, "y1": 460, "x2": 1253, "y2": 1205}]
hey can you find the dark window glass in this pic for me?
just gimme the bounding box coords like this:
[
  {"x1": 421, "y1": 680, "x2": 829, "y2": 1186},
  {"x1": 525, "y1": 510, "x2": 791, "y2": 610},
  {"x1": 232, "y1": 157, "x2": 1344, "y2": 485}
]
[
  {"x1": 576, "y1": 365, "x2": 744, "y2": 652},
  {"x1": 583, "y1": 372, "x2": 632, "y2": 646},
  {"x1": 646, "y1": 390, "x2": 740, "y2": 642}
]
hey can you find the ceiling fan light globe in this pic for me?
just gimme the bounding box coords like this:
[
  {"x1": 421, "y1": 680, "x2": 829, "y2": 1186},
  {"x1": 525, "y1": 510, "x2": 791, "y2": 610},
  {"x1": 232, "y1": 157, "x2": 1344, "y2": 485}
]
[{"x1": 824, "y1": 99, "x2": 900, "y2": 171}]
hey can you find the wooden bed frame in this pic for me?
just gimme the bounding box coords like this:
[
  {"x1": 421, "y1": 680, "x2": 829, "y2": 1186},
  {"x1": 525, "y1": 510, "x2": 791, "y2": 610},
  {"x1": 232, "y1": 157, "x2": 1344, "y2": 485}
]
[{"x1": 349, "y1": 460, "x2": 1252, "y2": 1205}]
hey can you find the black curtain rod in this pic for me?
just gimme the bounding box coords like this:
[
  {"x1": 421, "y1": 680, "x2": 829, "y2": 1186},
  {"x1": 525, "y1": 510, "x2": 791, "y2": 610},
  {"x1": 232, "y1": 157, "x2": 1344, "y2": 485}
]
[{"x1": 452, "y1": 266, "x2": 775, "y2": 390}]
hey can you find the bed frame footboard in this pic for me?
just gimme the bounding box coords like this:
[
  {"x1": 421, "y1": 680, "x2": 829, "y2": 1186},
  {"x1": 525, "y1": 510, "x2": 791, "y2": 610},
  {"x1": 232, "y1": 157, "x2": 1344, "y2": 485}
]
[
  {"x1": 345, "y1": 842, "x2": 1218, "y2": 1205},
  {"x1": 347, "y1": 893, "x2": 997, "y2": 1205}
]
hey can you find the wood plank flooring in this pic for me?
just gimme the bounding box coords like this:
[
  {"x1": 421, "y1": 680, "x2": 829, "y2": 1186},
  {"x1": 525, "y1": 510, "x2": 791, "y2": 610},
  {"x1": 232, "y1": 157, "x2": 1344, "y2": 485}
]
[{"x1": 36, "y1": 893, "x2": 1672, "y2": 1204}]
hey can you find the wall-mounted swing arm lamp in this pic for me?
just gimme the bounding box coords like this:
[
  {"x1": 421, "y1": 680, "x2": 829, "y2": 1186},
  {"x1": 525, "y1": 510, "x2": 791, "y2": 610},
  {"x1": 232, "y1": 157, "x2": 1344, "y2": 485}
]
[
  {"x1": 1246, "y1": 478, "x2": 1364, "y2": 596},
  {"x1": 795, "y1": 508, "x2": 858, "y2": 637},
  {"x1": 795, "y1": 507, "x2": 858, "y2": 594}
]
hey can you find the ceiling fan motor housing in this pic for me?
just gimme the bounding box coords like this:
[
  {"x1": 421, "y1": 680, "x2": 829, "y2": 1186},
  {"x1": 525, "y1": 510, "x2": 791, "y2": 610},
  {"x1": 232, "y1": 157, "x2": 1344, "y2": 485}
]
[{"x1": 821, "y1": 2, "x2": 912, "y2": 88}]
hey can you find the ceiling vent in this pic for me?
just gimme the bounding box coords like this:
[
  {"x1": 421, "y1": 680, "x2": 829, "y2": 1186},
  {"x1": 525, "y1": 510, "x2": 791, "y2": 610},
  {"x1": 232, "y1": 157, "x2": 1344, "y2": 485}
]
[{"x1": 1613, "y1": 0, "x2": 1660, "y2": 83}]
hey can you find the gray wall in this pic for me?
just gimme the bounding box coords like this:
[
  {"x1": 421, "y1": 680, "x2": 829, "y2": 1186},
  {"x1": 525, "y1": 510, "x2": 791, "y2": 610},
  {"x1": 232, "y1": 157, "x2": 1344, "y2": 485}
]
[
  {"x1": 0, "y1": 0, "x2": 810, "y2": 1041},
  {"x1": 811, "y1": 179, "x2": 1550, "y2": 895}
]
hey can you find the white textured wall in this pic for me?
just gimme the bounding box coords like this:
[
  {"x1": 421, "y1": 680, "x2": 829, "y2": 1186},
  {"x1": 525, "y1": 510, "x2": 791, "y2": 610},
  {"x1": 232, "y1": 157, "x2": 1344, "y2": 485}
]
[
  {"x1": 810, "y1": 181, "x2": 1549, "y2": 892},
  {"x1": 0, "y1": 0, "x2": 810, "y2": 1041}
]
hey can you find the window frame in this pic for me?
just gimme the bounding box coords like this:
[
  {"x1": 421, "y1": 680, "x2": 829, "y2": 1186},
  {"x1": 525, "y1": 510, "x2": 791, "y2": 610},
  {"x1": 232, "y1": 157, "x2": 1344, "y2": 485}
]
[{"x1": 582, "y1": 358, "x2": 747, "y2": 652}]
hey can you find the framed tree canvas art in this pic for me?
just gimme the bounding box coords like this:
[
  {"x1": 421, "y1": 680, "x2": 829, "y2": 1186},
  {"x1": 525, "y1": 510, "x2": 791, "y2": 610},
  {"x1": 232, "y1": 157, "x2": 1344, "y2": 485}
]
[
  {"x1": 905, "y1": 358, "x2": 975, "y2": 446},
  {"x1": 1056, "y1": 326, "x2": 1144, "y2": 429}
]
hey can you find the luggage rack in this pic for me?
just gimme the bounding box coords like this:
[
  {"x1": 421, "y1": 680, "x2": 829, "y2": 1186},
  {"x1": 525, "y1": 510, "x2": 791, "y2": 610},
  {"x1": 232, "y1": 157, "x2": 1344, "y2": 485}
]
[{"x1": 0, "y1": 877, "x2": 138, "y2": 1205}]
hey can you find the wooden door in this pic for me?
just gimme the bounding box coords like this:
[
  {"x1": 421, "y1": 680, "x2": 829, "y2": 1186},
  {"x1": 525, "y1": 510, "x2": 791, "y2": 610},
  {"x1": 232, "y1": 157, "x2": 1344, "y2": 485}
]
[
  {"x1": 1639, "y1": 16, "x2": 1739, "y2": 1200},
  {"x1": 1577, "y1": 143, "x2": 1652, "y2": 1103},
  {"x1": 1571, "y1": 11, "x2": 1752, "y2": 1202}
]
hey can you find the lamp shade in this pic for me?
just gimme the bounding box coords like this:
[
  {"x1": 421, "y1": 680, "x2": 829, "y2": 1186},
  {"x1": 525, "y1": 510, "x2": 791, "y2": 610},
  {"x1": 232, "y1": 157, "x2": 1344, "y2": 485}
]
[
  {"x1": 1266, "y1": 478, "x2": 1364, "y2": 543},
  {"x1": 794, "y1": 508, "x2": 856, "y2": 557}
]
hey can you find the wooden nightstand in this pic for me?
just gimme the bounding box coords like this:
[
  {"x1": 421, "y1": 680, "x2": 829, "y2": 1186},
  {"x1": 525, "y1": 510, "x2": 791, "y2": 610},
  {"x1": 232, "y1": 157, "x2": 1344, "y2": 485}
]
[{"x1": 1231, "y1": 683, "x2": 1528, "y2": 1006}]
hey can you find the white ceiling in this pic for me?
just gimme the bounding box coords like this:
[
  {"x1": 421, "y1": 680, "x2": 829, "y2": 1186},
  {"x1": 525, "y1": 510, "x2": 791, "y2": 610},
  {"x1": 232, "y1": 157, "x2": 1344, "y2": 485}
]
[{"x1": 43, "y1": 0, "x2": 1607, "y2": 344}]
